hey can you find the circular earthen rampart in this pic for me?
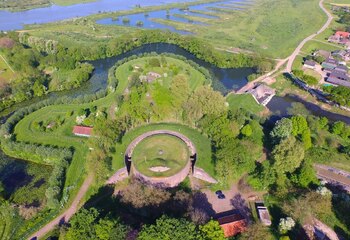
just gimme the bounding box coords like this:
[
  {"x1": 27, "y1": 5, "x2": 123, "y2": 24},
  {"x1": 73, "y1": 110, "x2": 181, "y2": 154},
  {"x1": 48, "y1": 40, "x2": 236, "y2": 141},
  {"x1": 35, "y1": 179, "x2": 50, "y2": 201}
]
[{"x1": 125, "y1": 130, "x2": 197, "y2": 187}]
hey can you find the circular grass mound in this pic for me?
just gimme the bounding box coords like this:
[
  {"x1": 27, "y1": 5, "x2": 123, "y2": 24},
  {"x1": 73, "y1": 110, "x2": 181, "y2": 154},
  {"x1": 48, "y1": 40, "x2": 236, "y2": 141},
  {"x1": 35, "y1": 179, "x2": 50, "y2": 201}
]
[{"x1": 132, "y1": 134, "x2": 190, "y2": 177}]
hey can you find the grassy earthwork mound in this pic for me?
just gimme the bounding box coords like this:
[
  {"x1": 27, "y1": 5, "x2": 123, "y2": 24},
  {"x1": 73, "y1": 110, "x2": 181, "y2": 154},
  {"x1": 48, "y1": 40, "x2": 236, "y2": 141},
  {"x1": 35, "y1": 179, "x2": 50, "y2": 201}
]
[{"x1": 132, "y1": 134, "x2": 190, "y2": 178}]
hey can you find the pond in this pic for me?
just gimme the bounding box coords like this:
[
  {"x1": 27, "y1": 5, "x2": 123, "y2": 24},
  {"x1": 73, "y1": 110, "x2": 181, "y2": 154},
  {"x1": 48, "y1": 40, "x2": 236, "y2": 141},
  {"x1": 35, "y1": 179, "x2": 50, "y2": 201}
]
[
  {"x1": 0, "y1": 149, "x2": 51, "y2": 197},
  {"x1": 0, "y1": 0, "x2": 199, "y2": 31},
  {"x1": 267, "y1": 95, "x2": 350, "y2": 124},
  {"x1": 95, "y1": 0, "x2": 249, "y2": 34}
]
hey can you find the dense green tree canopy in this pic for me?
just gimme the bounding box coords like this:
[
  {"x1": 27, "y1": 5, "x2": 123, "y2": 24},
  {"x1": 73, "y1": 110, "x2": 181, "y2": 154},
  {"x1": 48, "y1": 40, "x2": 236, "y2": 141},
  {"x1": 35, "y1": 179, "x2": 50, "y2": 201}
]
[{"x1": 272, "y1": 137, "x2": 305, "y2": 174}]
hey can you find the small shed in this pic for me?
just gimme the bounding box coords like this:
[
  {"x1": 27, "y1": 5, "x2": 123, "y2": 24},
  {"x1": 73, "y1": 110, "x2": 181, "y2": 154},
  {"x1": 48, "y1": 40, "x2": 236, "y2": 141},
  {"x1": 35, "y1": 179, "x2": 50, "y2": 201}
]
[
  {"x1": 72, "y1": 126, "x2": 93, "y2": 137},
  {"x1": 256, "y1": 201, "x2": 272, "y2": 226}
]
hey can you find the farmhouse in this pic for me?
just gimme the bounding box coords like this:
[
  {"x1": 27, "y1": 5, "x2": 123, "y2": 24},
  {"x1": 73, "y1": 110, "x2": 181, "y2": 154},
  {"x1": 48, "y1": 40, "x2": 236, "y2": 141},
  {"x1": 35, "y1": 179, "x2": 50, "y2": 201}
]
[
  {"x1": 72, "y1": 126, "x2": 93, "y2": 137},
  {"x1": 332, "y1": 50, "x2": 350, "y2": 62},
  {"x1": 328, "y1": 31, "x2": 350, "y2": 45},
  {"x1": 315, "y1": 50, "x2": 331, "y2": 59},
  {"x1": 217, "y1": 213, "x2": 247, "y2": 238},
  {"x1": 248, "y1": 84, "x2": 275, "y2": 106},
  {"x1": 304, "y1": 60, "x2": 316, "y2": 69}
]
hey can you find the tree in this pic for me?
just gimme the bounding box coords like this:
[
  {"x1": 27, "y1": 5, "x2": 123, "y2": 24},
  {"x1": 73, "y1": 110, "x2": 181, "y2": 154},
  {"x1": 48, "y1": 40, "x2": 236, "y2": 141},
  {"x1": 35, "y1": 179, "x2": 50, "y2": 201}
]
[
  {"x1": 137, "y1": 216, "x2": 199, "y2": 240},
  {"x1": 170, "y1": 74, "x2": 190, "y2": 109},
  {"x1": 119, "y1": 180, "x2": 171, "y2": 209},
  {"x1": 199, "y1": 220, "x2": 225, "y2": 240},
  {"x1": 65, "y1": 208, "x2": 99, "y2": 240},
  {"x1": 183, "y1": 86, "x2": 227, "y2": 123},
  {"x1": 291, "y1": 115, "x2": 308, "y2": 136},
  {"x1": 95, "y1": 218, "x2": 128, "y2": 240},
  {"x1": 272, "y1": 137, "x2": 304, "y2": 174},
  {"x1": 148, "y1": 58, "x2": 161, "y2": 67},
  {"x1": 301, "y1": 128, "x2": 312, "y2": 150},
  {"x1": 317, "y1": 117, "x2": 328, "y2": 130},
  {"x1": 241, "y1": 124, "x2": 252, "y2": 137},
  {"x1": 331, "y1": 121, "x2": 345, "y2": 135},
  {"x1": 270, "y1": 118, "x2": 293, "y2": 144},
  {"x1": 32, "y1": 80, "x2": 45, "y2": 97},
  {"x1": 291, "y1": 160, "x2": 318, "y2": 188}
]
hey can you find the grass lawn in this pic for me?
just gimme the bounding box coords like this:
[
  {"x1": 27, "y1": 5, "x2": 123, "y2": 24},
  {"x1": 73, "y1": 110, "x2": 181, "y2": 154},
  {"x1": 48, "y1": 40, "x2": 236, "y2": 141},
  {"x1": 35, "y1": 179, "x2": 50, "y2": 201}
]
[
  {"x1": 292, "y1": 55, "x2": 304, "y2": 71},
  {"x1": 113, "y1": 123, "x2": 215, "y2": 177},
  {"x1": 304, "y1": 68, "x2": 323, "y2": 82},
  {"x1": 132, "y1": 134, "x2": 190, "y2": 177},
  {"x1": 226, "y1": 93, "x2": 264, "y2": 114},
  {"x1": 301, "y1": 40, "x2": 344, "y2": 54},
  {"x1": 0, "y1": 54, "x2": 15, "y2": 82},
  {"x1": 115, "y1": 56, "x2": 207, "y2": 91},
  {"x1": 52, "y1": 0, "x2": 97, "y2": 6}
]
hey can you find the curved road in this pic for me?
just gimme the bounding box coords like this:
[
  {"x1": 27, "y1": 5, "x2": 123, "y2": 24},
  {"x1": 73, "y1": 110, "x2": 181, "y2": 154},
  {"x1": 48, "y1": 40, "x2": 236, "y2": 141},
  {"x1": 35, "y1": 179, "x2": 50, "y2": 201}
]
[
  {"x1": 28, "y1": 175, "x2": 93, "y2": 240},
  {"x1": 236, "y1": 0, "x2": 333, "y2": 94},
  {"x1": 285, "y1": 0, "x2": 333, "y2": 72}
]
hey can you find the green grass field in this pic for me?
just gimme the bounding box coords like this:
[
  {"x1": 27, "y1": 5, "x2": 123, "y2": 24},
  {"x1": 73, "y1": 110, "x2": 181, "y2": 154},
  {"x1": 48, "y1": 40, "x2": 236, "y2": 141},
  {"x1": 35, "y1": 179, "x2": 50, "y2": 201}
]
[
  {"x1": 113, "y1": 123, "x2": 215, "y2": 177},
  {"x1": 226, "y1": 93, "x2": 264, "y2": 114},
  {"x1": 25, "y1": 0, "x2": 327, "y2": 58},
  {"x1": 0, "y1": 55, "x2": 15, "y2": 83},
  {"x1": 132, "y1": 134, "x2": 190, "y2": 177}
]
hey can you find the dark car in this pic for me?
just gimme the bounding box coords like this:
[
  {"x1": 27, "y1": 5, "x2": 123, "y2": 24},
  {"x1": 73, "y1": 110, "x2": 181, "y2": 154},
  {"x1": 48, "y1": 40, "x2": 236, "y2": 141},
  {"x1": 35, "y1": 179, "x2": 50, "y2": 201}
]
[
  {"x1": 218, "y1": 194, "x2": 226, "y2": 199},
  {"x1": 215, "y1": 190, "x2": 223, "y2": 195}
]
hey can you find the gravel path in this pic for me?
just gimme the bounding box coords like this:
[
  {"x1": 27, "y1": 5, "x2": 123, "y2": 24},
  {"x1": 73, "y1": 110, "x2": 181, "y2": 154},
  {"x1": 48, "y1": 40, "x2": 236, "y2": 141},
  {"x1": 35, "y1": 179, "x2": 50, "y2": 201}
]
[
  {"x1": 285, "y1": 0, "x2": 333, "y2": 72},
  {"x1": 28, "y1": 175, "x2": 93, "y2": 240}
]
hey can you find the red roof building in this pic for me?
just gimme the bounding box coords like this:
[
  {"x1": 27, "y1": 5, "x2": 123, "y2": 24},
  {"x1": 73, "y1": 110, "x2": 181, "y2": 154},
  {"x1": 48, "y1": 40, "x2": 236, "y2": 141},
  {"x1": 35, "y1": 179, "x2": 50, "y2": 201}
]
[
  {"x1": 72, "y1": 126, "x2": 93, "y2": 137},
  {"x1": 217, "y1": 213, "x2": 247, "y2": 238},
  {"x1": 335, "y1": 31, "x2": 350, "y2": 39}
]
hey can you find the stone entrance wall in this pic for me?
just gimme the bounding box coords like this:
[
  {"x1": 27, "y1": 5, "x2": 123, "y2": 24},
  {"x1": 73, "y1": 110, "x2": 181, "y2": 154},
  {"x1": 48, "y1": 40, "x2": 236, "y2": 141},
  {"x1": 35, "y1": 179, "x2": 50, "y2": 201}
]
[{"x1": 132, "y1": 160, "x2": 192, "y2": 188}]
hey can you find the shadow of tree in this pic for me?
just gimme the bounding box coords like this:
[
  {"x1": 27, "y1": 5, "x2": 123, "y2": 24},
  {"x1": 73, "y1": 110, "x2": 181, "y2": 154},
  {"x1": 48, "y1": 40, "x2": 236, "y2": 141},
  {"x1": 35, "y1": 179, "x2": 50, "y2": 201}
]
[{"x1": 230, "y1": 194, "x2": 252, "y2": 223}]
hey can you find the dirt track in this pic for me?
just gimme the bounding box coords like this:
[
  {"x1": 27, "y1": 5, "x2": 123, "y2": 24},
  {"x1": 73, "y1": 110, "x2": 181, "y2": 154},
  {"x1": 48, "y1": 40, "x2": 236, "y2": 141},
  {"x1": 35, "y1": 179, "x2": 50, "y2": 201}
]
[{"x1": 28, "y1": 175, "x2": 93, "y2": 240}]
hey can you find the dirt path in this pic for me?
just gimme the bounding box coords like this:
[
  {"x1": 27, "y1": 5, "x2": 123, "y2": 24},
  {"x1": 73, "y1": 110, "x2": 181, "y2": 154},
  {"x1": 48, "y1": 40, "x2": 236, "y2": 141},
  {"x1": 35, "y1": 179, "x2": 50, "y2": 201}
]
[
  {"x1": 235, "y1": 58, "x2": 287, "y2": 94},
  {"x1": 285, "y1": 0, "x2": 333, "y2": 72},
  {"x1": 235, "y1": 0, "x2": 333, "y2": 94},
  {"x1": 28, "y1": 175, "x2": 94, "y2": 240},
  {"x1": 0, "y1": 54, "x2": 15, "y2": 73}
]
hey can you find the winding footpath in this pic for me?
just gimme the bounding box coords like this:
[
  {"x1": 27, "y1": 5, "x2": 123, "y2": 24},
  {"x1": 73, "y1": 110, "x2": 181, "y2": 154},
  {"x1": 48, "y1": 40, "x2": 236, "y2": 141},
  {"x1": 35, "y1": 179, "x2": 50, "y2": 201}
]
[
  {"x1": 285, "y1": 0, "x2": 333, "y2": 72},
  {"x1": 236, "y1": 0, "x2": 333, "y2": 94},
  {"x1": 28, "y1": 175, "x2": 93, "y2": 240}
]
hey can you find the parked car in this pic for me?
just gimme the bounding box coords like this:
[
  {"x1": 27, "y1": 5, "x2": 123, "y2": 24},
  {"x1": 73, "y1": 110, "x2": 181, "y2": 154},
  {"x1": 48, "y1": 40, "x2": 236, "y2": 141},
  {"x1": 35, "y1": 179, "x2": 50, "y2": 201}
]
[
  {"x1": 218, "y1": 194, "x2": 226, "y2": 199},
  {"x1": 215, "y1": 190, "x2": 223, "y2": 195}
]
